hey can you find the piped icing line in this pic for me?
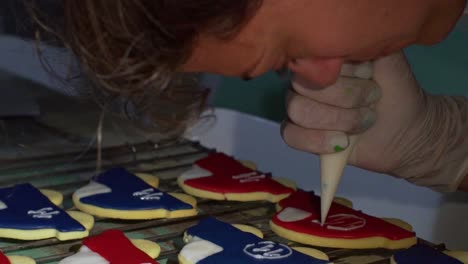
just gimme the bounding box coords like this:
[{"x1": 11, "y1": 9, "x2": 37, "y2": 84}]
[
  {"x1": 0, "y1": 184, "x2": 86, "y2": 233},
  {"x1": 271, "y1": 190, "x2": 416, "y2": 241},
  {"x1": 181, "y1": 153, "x2": 295, "y2": 195},
  {"x1": 75, "y1": 167, "x2": 194, "y2": 211},
  {"x1": 180, "y1": 217, "x2": 329, "y2": 264},
  {"x1": 392, "y1": 244, "x2": 464, "y2": 264},
  {"x1": 132, "y1": 189, "x2": 164, "y2": 200}
]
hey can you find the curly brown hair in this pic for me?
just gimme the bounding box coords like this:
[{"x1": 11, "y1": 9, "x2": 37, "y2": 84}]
[{"x1": 29, "y1": 0, "x2": 262, "y2": 135}]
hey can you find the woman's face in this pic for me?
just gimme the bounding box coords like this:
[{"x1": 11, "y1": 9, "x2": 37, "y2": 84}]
[{"x1": 183, "y1": 0, "x2": 465, "y2": 86}]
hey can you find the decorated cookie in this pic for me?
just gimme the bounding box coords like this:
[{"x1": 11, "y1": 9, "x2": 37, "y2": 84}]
[
  {"x1": 179, "y1": 217, "x2": 330, "y2": 264},
  {"x1": 391, "y1": 244, "x2": 467, "y2": 264},
  {"x1": 0, "y1": 252, "x2": 35, "y2": 264},
  {"x1": 177, "y1": 153, "x2": 296, "y2": 202},
  {"x1": 59, "y1": 229, "x2": 160, "y2": 264},
  {"x1": 270, "y1": 190, "x2": 417, "y2": 249},
  {"x1": 0, "y1": 183, "x2": 93, "y2": 241},
  {"x1": 73, "y1": 168, "x2": 197, "y2": 220}
]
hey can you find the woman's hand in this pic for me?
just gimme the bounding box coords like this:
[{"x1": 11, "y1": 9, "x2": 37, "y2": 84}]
[{"x1": 282, "y1": 51, "x2": 468, "y2": 192}]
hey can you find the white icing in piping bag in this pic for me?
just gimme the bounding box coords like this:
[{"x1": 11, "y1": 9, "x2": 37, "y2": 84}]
[
  {"x1": 319, "y1": 61, "x2": 373, "y2": 225},
  {"x1": 320, "y1": 134, "x2": 360, "y2": 225}
]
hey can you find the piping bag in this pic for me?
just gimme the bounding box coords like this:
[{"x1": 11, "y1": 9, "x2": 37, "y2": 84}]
[
  {"x1": 317, "y1": 62, "x2": 373, "y2": 225},
  {"x1": 319, "y1": 135, "x2": 360, "y2": 224}
]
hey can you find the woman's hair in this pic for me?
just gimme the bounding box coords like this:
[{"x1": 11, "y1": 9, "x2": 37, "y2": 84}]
[{"x1": 29, "y1": 0, "x2": 261, "y2": 135}]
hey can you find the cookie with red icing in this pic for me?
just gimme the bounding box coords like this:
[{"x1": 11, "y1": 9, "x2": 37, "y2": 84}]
[
  {"x1": 59, "y1": 229, "x2": 160, "y2": 264},
  {"x1": 270, "y1": 190, "x2": 417, "y2": 249},
  {"x1": 0, "y1": 252, "x2": 35, "y2": 264},
  {"x1": 177, "y1": 153, "x2": 296, "y2": 202}
]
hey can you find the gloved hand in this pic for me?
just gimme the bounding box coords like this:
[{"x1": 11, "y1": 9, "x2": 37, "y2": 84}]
[{"x1": 282, "y1": 51, "x2": 468, "y2": 192}]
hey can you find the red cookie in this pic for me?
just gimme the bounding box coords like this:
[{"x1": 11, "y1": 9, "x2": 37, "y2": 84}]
[
  {"x1": 178, "y1": 153, "x2": 295, "y2": 202},
  {"x1": 270, "y1": 190, "x2": 417, "y2": 249},
  {"x1": 59, "y1": 230, "x2": 160, "y2": 264}
]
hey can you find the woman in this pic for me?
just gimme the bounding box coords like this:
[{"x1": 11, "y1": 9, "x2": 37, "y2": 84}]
[{"x1": 45, "y1": 0, "x2": 468, "y2": 191}]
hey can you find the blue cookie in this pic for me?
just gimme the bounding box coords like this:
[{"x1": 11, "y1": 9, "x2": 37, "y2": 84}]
[
  {"x1": 0, "y1": 183, "x2": 92, "y2": 241},
  {"x1": 73, "y1": 167, "x2": 197, "y2": 219},
  {"x1": 179, "y1": 217, "x2": 330, "y2": 264}
]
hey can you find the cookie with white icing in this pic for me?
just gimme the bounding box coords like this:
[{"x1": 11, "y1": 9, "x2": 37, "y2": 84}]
[
  {"x1": 177, "y1": 153, "x2": 296, "y2": 202},
  {"x1": 73, "y1": 168, "x2": 197, "y2": 220},
  {"x1": 0, "y1": 183, "x2": 94, "y2": 241},
  {"x1": 391, "y1": 244, "x2": 468, "y2": 264},
  {"x1": 59, "y1": 229, "x2": 160, "y2": 264},
  {"x1": 0, "y1": 252, "x2": 35, "y2": 264},
  {"x1": 270, "y1": 190, "x2": 417, "y2": 249},
  {"x1": 179, "y1": 217, "x2": 330, "y2": 264}
]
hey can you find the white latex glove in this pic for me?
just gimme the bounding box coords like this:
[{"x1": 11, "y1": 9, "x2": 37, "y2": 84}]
[{"x1": 282, "y1": 51, "x2": 468, "y2": 192}]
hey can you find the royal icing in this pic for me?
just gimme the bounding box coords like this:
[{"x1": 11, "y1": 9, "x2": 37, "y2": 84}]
[
  {"x1": 393, "y1": 244, "x2": 463, "y2": 264},
  {"x1": 0, "y1": 201, "x2": 7, "y2": 210},
  {"x1": 180, "y1": 166, "x2": 213, "y2": 181},
  {"x1": 59, "y1": 246, "x2": 109, "y2": 264},
  {"x1": 0, "y1": 252, "x2": 10, "y2": 264},
  {"x1": 74, "y1": 182, "x2": 111, "y2": 200},
  {"x1": 60, "y1": 230, "x2": 158, "y2": 264},
  {"x1": 277, "y1": 208, "x2": 313, "y2": 222},
  {"x1": 272, "y1": 190, "x2": 416, "y2": 240},
  {"x1": 76, "y1": 168, "x2": 193, "y2": 211},
  {"x1": 0, "y1": 184, "x2": 85, "y2": 233},
  {"x1": 180, "y1": 217, "x2": 329, "y2": 264},
  {"x1": 180, "y1": 238, "x2": 223, "y2": 263},
  {"x1": 181, "y1": 153, "x2": 294, "y2": 195}
]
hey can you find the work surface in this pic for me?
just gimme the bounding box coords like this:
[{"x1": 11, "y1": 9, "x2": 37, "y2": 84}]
[{"x1": 0, "y1": 139, "x2": 443, "y2": 264}]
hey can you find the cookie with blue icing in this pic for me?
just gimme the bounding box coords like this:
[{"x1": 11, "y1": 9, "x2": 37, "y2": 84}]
[
  {"x1": 73, "y1": 167, "x2": 197, "y2": 220},
  {"x1": 179, "y1": 217, "x2": 330, "y2": 264},
  {"x1": 0, "y1": 184, "x2": 94, "y2": 241},
  {"x1": 391, "y1": 244, "x2": 468, "y2": 264}
]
